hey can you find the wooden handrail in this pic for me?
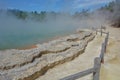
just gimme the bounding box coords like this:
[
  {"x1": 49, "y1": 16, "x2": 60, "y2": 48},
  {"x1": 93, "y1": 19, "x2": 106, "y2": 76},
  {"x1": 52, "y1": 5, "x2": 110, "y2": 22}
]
[
  {"x1": 60, "y1": 31, "x2": 109, "y2": 80},
  {"x1": 60, "y1": 68, "x2": 94, "y2": 80}
]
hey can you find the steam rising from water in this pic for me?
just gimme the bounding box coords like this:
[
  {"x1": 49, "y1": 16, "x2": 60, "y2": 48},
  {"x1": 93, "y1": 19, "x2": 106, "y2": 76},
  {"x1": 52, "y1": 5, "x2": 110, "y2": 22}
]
[
  {"x1": 0, "y1": 12, "x2": 82, "y2": 49},
  {"x1": 0, "y1": 0, "x2": 119, "y2": 50}
]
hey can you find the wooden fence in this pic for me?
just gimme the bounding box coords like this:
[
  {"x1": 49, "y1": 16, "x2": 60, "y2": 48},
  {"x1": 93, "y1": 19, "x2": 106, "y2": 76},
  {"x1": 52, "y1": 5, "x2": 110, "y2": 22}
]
[{"x1": 60, "y1": 31, "x2": 109, "y2": 80}]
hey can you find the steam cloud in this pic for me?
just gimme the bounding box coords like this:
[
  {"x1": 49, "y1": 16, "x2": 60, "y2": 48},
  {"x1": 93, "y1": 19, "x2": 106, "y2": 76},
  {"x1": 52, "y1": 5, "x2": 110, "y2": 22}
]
[{"x1": 0, "y1": 0, "x2": 119, "y2": 49}]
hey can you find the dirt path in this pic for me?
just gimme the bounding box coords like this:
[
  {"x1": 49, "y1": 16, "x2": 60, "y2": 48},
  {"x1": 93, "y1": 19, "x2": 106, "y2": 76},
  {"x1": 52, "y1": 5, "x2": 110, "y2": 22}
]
[
  {"x1": 100, "y1": 27, "x2": 120, "y2": 80},
  {"x1": 36, "y1": 33, "x2": 105, "y2": 80}
]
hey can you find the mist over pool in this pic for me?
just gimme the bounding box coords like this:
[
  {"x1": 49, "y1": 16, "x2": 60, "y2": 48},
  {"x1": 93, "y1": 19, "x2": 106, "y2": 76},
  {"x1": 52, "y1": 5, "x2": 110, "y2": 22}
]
[{"x1": 0, "y1": 13, "x2": 81, "y2": 50}]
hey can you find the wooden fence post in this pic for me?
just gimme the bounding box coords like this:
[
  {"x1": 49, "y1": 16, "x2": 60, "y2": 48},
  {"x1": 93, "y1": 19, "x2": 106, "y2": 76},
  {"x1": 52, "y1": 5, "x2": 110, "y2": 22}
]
[
  {"x1": 96, "y1": 30, "x2": 97, "y2": 35},
  {"x1": 101, "y1": 26, "x2": 102, "y2": 36},
  {"x1": 106, "y1": 32, "x2": 109, "y2": 45},
  {"x1": 100, "y1": 43, "x2": 105, "y2": 63},
  {"x1": 104, "y1": 32, "x2": 109, "y2": 52},
  {"x1": 93, "y1": 57, "x2": 101, "y2": 80}
]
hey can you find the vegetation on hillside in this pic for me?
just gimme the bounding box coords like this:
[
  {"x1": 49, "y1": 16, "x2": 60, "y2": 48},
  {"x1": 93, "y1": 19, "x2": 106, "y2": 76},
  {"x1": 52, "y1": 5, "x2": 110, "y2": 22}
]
[
  {"x1": 100, "y1": 0, "x2": 120, "y2": 27},
  {"x1": 0, "y1": 0, "x2": 119, "y2": 27},
  {"x1": 0, "y1": 8, "x2": 90, "y2": 22}
]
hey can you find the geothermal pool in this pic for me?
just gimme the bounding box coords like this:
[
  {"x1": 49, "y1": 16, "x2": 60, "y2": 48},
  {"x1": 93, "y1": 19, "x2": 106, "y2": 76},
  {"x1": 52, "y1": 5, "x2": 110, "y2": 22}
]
[{"x1": 0, "y1": 20, "x2": 78, "y2": 50}]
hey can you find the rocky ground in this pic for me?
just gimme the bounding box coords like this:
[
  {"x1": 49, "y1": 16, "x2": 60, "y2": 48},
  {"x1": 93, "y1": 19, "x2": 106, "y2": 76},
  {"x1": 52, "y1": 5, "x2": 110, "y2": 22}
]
[{"x1": 0, "y1": 30, "x2": 95, "y2": 80}]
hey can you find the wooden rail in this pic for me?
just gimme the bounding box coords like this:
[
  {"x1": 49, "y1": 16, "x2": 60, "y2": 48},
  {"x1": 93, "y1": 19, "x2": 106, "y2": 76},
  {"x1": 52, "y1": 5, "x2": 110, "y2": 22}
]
[
  {"x1": 60, "y1": 31, "x2": 109, "y2": 80},
  {"x1": 61, "y1": 68, "x2": 94, "y2": 80}
]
